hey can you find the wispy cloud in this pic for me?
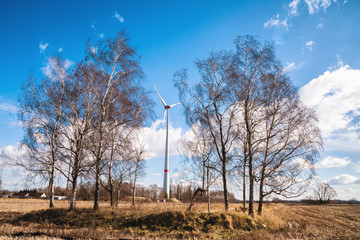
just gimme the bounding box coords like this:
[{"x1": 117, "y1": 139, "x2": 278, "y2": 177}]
[
  {"x1": 151, "y1": 173, "x2": 162, "y2": 177},
  {"x1": 41, "y1": 58, "x2": 74, "y2": 81},
  {"x1": 264, "y1": 14, "x2": 288, "y2": 29},
  {"x1": 58, "y1": 48, "x2": 63, "y2": 53},
  {"x1": 114, "y1": 12, "x2": 124, "y2": 23},
  {"x1": 266, "y1": 0, "x2": 342, "y2": 31},
  {"x1": 91, "y1": 24, "x2": 95, "y2": 29},
  {"x1": 284, "y1": 62, "x2": 296, "y2": 72},
  {"x1": 99, "y1": 33, "x2": 104, "y2": 38},
  {"x1": 305, "y1": 40, "x2": 315, "y2": 51},
  {"x1": 289, "y1": 0, "x2": 301, "y2": 16},
  {"x1": 315, "y1": 156, "x2": 351, "y2": 168},
  {"x1": 39, "y1": 42, "x2": 49, "y2": 53},
  {"x1": 305, "y1": 0, "x2": 334, "y2": 14},
  {"x1": 283, "y1": 61, "x2": 304, "y2": 73},
  {"x1": 0, "y1": 102, "x2": 17, "y2": 113},
  {"x1": 316, "y1": 23, "x2": 324, "y2": 29}
]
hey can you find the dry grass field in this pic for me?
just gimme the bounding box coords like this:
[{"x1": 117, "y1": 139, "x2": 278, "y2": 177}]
[{"x1": 0, "y1": 198, "x2": 359, "y2": 239}]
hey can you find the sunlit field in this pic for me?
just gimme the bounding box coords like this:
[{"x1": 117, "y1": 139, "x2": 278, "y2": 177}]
[{"x1": 0, "y1": 198, "x2": 359, "y2": 239}]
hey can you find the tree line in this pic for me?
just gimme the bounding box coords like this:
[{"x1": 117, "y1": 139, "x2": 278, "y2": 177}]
[{"x1": 14, "y1": 32, "x2": 323, "y2": 215}]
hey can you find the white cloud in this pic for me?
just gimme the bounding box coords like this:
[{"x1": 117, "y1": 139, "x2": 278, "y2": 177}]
[
  {"x1": 327, "y1": 174, "x2": 360, "y2": 185},
  {"x1": 289, "y1": 157, "x2": 313, "y2": 170},
  {"x1": 114, "y1": 12, "x2": 124, "y2": 23},
  {"x1": 264, "y1": 14, "x2": 288, "y2": 29},
  {"x1": 284, "y1": 62, "x2": 296, "y2": 72},
  {"x1": 305, "y1": 40, "x2": 315, "y2": 51},
  {"x1": 39, "y1": 42, "x2": 49, "y2": 53},
  {"x1": 99, "y1": 33, "x2": 104, "y2": 38},
  {"x1": 329, "y1": 55, "x2": 345, "y2": 70},
  {"x1": 41, "y1": 58, "x2": 74, "y2": 81},
  {"x1": 316, "y1": 23, "x2": 324, "y2": 29},
  {"x1": 91, "y1": 24, "x2": 95, "y2": 29},
  {"x1": 0, "y1": 144, "x2": 25, "y2": 163},
  {"x1": 151, "y1": 173, "x2": 162, "y2": 177},
  {"x1": 140, "y1": 120, "x2": 187, "y2": 158},
  {"x1": 0, "y1": 102, "x2": 17, "y2": 113},
  {"x1": 315, "y1": 156, "x2": 351, "y2": 168},
  {"x1": 299, "y1": 65, "x2": 360, "y2": 138},
  {"x1": 58, "y1": 48, "x2": 63, "y2": 53},
  {"x1": 289, "y1": 0, "x2": 301, "y2": 16},
  {"x1": 9, "y1": 120, "x2": 24, "y2": 127},
  {"x1": 305, "y1": 0, "x2": 334, "y2": 14},
  {"x1": 354, "y1": 161, "x2": 360, "y2": 173}
]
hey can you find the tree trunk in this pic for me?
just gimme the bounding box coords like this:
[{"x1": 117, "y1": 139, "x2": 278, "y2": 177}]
[
  {"x1": 132, "y1": 172, "x2": 138, "y2": 206},
  {"x1": 49, "y1": 163, "x2": 55, "y2": 209},
  {"x1": 248, "y1": 155, "x2": 254, "y2": 217},
  {"x1": 132, "y1": 187, "x2": 136, "y2": 206},
  {"x1": 245, "y1": 100, "x2": 254, "y2": 217},
  {"x1": 93, "y1": 162, "x2": 100, "y2": 211},
  {"x1": 222, "y1": 160, "x2": 229, "y2": 211},
  {"x1": 69, "y1": 175, "x2": 78, "y2": 210},
  {"x1": 109, "y1": 184, "x2": 114, "y2": 207},
  {"x1": 243, "y1": 158, "x2": 246, "y2": 209},
  {"x1": 69, "y1": 155, "x2": 80, "y2": 211},
  {"x1": 207, "y1": 162, "x2": 211, "y2": 213},
  {"x1": 115, "y1": 186, "x2": 120, "y2": 207},
  {"x1": 187, "y1": 188, "x2": 205, "y2": 212},
  {"x1": 258, "y1": 177, "x2": 264, "y2": 215}
]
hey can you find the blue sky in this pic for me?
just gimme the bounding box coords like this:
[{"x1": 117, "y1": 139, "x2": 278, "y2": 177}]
[{"x1": 0, "y1": 0, "x2": 359, "y2": 200}]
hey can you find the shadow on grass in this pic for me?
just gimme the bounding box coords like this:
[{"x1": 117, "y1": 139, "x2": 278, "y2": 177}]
[{"x1": 12, "y1": 208, "x2": 265, "y2": 234}]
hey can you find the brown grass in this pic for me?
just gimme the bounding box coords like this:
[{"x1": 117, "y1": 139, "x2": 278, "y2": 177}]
[{"x1": 0, "y1": 199, "x2": 359, "y2": 239}]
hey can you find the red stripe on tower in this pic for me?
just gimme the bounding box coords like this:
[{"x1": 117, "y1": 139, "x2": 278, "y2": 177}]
[{"x1": 164, "y1": 169, "x2": 169, "y2": 172}]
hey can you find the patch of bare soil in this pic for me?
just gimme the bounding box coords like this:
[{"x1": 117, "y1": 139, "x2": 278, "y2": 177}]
[{"x1": 268, "y1": 204, "x2": 360, "y2": 239}]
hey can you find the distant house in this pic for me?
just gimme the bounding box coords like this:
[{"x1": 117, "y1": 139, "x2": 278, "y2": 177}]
[{"x1": 10, "y1": 190, "x2": 46, "y2": 199}]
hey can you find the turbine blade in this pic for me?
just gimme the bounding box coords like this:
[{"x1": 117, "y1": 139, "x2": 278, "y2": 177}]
[
  {"x1": 153, "y1": 83, "x2": 167, "y2": 106},
  {"x1": 163, "y1": 110, "x2": 166, "y2": 129},
  {"x1": 170, "y1": 102, "x2": 182, "y2": 108}
]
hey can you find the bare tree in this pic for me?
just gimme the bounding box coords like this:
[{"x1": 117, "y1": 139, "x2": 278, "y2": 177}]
[
  {"x1": 82, "y1": 32, "x2": 152, "y2": 211},
  {"x1": 178, "y1": 122, "x2": 218, "y2": 212},
  {"x1": 129, "y1": 138, "x2": 147, "y2": 206},
  {"x1": 255, "y1": 67, "x2": 322, "y2": 215},
  {"x1": 100, "y1": 125, "x2": 133, "y2": 206},
  {"x1": 17, "y1": 57, "x2": 68, "y2": 209},
  {"x1": 231, "y1": 36, "x2": 323, "y2": 215},
  {"x1": 313, "y1": 182, "x2": 337, "y2": 204},
  {"x1": 232, "y1": 35, "x2": 277, "y2": 217},
  {"x1": 56, "y1": 62, "x2": 97, "y2": 210},
  {"x1": 174, "y1": 50, "x2": 240, "y2": 211}
]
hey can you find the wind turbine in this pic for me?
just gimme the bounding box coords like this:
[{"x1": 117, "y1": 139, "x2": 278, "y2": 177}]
[{"x1": 154, "y1": 83, "x2": 181, "y2": 199}]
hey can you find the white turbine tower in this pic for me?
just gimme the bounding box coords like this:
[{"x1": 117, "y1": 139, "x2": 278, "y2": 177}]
[{"x1": 154, "y1": 84, "x2": 181, "y2": 199}]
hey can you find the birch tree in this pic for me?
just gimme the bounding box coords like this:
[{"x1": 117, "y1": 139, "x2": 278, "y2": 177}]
[
  {"x1": 56, "y1": 62, "x2": 96, "y2": 210},
  {"x1": 233, "y1": 35, "x2": 275, "y2": 217},
  {"x1": 18, "y1": 57, "x2": 68, "y2": 209},
  {"x1": 255, "y1": 68, "x2": 322, "y2": 215},
  {"x1": 174, "y1": 51, "x2": 240, "y2": 211},
  {"x1": 178, "y1": 122, "x2": 218, "y2": 212},
  {"x1": 83, "y1": 32, "x2": 152, "y2": 210}
]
